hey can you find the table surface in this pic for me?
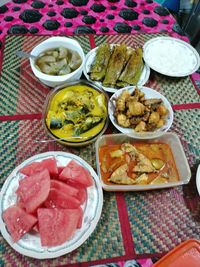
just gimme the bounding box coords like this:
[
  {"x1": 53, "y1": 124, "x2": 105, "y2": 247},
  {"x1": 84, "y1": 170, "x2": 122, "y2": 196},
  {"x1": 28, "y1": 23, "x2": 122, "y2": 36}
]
[{"x1": 0, "y1": 1, "x2": 200, "y2": 267}]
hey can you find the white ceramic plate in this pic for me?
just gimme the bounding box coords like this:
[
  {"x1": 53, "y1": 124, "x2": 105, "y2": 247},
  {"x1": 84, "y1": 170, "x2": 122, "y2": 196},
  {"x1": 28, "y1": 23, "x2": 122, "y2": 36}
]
[
  {"x1": 83, "y1": 45, "x2": 150, "y2": 93},
  {"x1": 143, "y1": 37, "x2": 200, "y2": 77},
  {"x1": 0, "y1": 152, "x2": 103, "y2": 259},
  {"x1": 196, "y1": 165, "x2": 200, "y2": 195},
  {"x1": 108, "y1": 86, "x2": 173, "y2": 139}
]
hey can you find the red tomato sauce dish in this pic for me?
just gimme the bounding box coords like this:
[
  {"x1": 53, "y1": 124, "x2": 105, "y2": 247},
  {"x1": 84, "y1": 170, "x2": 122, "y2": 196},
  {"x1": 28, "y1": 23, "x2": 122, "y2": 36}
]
[
  {"x1": 99, "y1": 142, "x2": 179, "y2": 186},
  {"x1": 95, "y1": 133, "x2": 191, "y2": 191}
]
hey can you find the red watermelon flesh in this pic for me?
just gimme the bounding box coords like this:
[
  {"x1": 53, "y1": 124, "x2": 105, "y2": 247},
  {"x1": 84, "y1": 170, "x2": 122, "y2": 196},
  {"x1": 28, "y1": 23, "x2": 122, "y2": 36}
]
[
  {"x1": 59, "y1": 160, "x2": 94, "y2": 187},
  {"x1": 20, "y1": 162, "x2": 41, "y2": 176},
  {"x1": 40, "y1": 158, "x2": 58, "y2": 177},
  {"x1": 2, "y1": 205, "x2": 37, "y2": 242},
  {"x1": 77, "y1": 188, "x2": 87, "y2": 205},
  {"x1": 3, "y1": 158, "x2": 91, "y2": 246},
  {"x1": 16, "y1": 196, "x2": 25, "y2": 209},
  {"x1": 16, "y1": 169, "x2": 51, "y2": 213},
  {"x1": 44, "y1": 188, "x2": 80, "y2": 209},
  {"x1": 20, "y1": 157, "x2": 58, "y2": 177},
  {"x1": 58, "y1": 166, "x2": 64, "y2": 175},
  {"x1": 50, "y1": 180, "x2": 78, "y2": 197},
  {"x1": 37, "y1": 208, "x2": 80, "y2": 246}
]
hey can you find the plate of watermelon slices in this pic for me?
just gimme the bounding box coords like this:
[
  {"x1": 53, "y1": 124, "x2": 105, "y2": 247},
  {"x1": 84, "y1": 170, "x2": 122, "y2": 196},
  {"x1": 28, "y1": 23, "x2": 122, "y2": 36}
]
[{"x1": 0, "y1": 151, "x2": 103, "y2": 259}]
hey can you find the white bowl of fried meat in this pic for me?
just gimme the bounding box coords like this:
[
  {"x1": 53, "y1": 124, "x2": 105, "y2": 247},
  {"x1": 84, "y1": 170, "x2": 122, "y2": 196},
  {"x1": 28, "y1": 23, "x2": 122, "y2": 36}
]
[{"x1": 108, "y1": 86, "x2": 173, "y2": 139}]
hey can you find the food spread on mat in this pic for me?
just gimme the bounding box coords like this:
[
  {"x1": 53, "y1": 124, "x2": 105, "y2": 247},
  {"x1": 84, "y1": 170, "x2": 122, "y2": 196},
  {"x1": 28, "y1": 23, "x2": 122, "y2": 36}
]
[
  {"x1": 88, "y1": 43, "x2": 144, "y2": 88},
  {"x1": 35, "y1": 47, "x2": 82, "y2": 75},
  {"x1": 0, "y1": 34, "x2": 192, "y2": 260},
  {"x1": 2, "y1": 157, "x2": 93, "y2": 247},
  {"x1": 99, "y1": 142, "x2": 179, "y2": 185},
  {"x1": 114, "y1": 87, "x2": 169, "y2": 132},
  {"x1": 45, "y1": 84, "x2": 107, "y2": 142}
]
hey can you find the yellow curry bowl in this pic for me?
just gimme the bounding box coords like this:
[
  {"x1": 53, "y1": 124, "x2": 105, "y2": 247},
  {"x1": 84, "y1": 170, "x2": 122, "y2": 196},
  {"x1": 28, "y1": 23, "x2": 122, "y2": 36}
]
[{"x1": 42, "y1": 80, "x2": 109, "y2": 147}]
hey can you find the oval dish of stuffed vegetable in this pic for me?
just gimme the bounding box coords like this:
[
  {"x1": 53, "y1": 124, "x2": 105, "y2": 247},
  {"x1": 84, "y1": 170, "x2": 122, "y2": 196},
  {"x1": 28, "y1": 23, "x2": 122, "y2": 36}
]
[
  {"x1": 83, "y1": 44, "x2": 150, "y2": 93},
  {"x1": 45, "y1": 83, "x2": 108, "y2": 144}
]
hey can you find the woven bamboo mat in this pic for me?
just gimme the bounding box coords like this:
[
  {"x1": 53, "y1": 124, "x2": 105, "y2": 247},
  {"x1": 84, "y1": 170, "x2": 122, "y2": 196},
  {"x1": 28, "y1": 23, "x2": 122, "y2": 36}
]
[{"x1": 0, "y1": 33, "x2": 200, "y2": 266}]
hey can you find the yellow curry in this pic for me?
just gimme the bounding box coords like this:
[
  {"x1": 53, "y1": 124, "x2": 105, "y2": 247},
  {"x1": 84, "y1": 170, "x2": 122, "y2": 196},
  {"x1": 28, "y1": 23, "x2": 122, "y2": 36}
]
[{"x1": 46, "y1": 84, "x2": 107, "y2": 142}]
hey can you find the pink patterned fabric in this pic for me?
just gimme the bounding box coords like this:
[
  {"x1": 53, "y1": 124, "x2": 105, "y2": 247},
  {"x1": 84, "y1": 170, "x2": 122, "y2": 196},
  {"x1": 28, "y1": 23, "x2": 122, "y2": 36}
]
[{"x1": 0, "y1": 0, "x2": 188, "y2": 51}]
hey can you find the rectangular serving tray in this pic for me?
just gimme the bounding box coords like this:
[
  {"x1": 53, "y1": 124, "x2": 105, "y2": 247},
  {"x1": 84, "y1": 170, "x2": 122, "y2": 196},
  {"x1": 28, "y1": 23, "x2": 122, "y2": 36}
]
[{"x1": 95, "y1": 132, "x2": 191, "y2": 191}]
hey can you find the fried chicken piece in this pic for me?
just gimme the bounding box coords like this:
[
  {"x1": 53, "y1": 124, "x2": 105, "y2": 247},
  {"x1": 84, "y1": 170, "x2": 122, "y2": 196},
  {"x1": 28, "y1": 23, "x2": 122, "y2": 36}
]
[
  {"x1": 116, "y1": 90, "x2": 130, "y2": 112},
  {"x1": 157, "y1": 105, "x2": 169, "y2": 116},
  {"x1": 128, "y1": 101, "x2": 145, "y2": 116},
  {"x1": 129, "y1": 116, "x2": 143, "y2": 126},
  {"x1": 148, "y1": 112, "x2": 160, "y2": 125},
  {"x1": 134, "y1": 121, "x2": 146, "y2": 132},
  {"x1": 134, "y1": 87, "x2": 145, "y2": 101},
  {"x1": 117, "y1": 114, "x2": 131, "y2": 127},
  {"x1": 143, "y1": 98, "x2": 162, "y2": 106},
  {"x1": 156, "y1": 119, "x2": 165, "y2": 128}
]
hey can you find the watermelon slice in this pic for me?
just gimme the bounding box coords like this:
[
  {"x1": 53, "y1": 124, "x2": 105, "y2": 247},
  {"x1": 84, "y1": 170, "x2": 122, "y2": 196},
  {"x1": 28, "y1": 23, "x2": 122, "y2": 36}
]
[
  {"x1": 3, "y1": 157, "x2": 90, "y2": 246},
  {"x1": 19, "y1": 162, "x2": 41, "y2": 176},
  {"x1": 50, "y1": 180, "x2": 78, "y2": 197},
  {"x1": 2, "y1": 205, "x2": 37, "y2": 242},
  {"x1": 40, "y1": 158, "x2": 58, "y2": 177},
  {"x1": 20, "y1": 157, "x2": 58, "y2": 177},
  {"x1": 59, "y1": 160, "x2": 94, "y2": 187},
  {"x1": 37, "y1": 208, "x2": 80, "y2": 246},
  {"x1": 58, "y1": 166, "x2": 64, "y2": 175},
  {"x1": 16, "y1": 196, "x2": 25, "y2": 209},
  {"x1": 16, "y1": 169, "x2": 51, "y2": 213},
  {"x1": 73, "y1": 186, "x2": 87, "y2": 205},
  {"x1": 44, "y1": 188, "x2": 80, "y2": 209}
]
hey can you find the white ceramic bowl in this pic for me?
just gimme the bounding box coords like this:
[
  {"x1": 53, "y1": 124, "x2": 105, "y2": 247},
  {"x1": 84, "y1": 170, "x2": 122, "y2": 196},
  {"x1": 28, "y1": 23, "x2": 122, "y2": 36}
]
[
  {"x1": 30, "y1": 37, "x2": 85, "y2": 87},
  {"x1": 108, "y1": 86, "x2": 173, "y2": 139}
]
